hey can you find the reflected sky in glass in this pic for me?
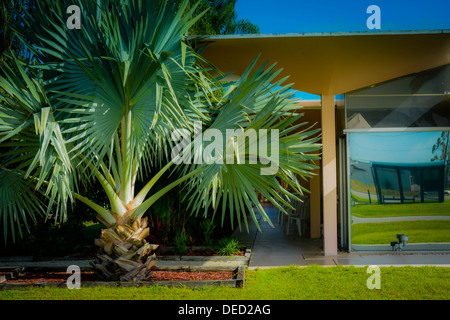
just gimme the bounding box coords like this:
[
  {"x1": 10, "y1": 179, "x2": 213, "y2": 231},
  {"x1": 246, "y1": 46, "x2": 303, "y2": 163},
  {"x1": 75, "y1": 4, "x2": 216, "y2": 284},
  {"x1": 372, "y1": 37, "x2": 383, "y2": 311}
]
[{"x1": 349, "y1": 131, "x2": 442, "y2": 163}]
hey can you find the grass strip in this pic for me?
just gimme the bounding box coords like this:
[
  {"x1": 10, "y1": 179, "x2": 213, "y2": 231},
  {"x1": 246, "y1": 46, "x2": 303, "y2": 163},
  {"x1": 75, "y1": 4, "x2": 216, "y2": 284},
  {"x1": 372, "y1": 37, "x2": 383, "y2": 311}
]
[
  {"x1": 351, "y1": 200, "x2": 450, "y2": 218},
  {"x1": 351, "y1": 220, "x2": 450, "y2": 244},
  {"x1": 1, "y1": 265, "x2": 449, "y2": 300}
]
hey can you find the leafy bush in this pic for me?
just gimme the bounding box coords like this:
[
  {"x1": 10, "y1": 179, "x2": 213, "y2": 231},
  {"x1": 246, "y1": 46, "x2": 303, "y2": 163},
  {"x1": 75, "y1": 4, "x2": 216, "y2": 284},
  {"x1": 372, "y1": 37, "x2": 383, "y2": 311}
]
[
  {"x1": 173, "y1": 229, "x2": 189, "y2": 256},
  {"x1": 217, "y1": 237, "x2": 241, "y2": 256},
  {"x1": 200, "y1": 220, "x2": 216, "y2": 247},
  {"x1": 0, "y1": 215, "x2": 97, "y2": 257}
]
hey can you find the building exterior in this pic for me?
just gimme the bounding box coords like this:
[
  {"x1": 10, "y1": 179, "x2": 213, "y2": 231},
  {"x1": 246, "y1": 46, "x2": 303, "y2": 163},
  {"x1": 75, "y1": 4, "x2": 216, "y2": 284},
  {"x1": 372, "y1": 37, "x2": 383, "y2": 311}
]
[{"x1": 201, "y1": 30, "x2": 450, "y2": 255}]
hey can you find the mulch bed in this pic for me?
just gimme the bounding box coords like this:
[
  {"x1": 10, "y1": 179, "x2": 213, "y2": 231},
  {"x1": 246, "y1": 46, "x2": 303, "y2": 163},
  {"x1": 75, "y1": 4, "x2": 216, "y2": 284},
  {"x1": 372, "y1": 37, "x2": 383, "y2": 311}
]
[{"x1": 5, "y1": 270, "x2": 235, "y2": 283}]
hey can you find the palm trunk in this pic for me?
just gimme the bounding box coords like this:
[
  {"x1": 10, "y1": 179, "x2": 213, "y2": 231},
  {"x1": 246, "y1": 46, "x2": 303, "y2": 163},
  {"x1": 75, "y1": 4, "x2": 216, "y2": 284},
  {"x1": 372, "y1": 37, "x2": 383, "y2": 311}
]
[
  {"x1": 92, "y1": 216, "x2": 158, "y2": 282},
  {"x1": 75, "y1": 136, "x2": 201, "y2": 281},
  {"x1": 85, "y1": 110, "x2": 161, "y2": 281}
]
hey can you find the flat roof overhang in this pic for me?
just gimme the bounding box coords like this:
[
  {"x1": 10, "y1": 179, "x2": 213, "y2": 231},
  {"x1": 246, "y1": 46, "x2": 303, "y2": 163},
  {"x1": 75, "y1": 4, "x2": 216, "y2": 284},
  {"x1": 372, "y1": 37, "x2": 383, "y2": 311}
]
[{"x1": 200, "y1": 30, "x2": 450, "y2": 96}]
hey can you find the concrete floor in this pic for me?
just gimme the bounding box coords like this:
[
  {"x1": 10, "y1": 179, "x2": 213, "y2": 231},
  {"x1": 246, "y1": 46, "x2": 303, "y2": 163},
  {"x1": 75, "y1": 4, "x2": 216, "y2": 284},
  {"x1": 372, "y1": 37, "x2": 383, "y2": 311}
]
[{"x1": 233, "y1": 203, "x2": 450, "y2": 269}]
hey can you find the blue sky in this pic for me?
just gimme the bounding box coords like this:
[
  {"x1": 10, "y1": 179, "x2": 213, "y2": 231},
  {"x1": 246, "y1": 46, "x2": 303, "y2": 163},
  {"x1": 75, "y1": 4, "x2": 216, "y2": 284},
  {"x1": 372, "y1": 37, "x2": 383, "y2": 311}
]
[
  {"x1": 349, "y1": 132, "x2": 441, "y2": 163},
  {"x1": 235, "y1": 0, "x2": 450, "y2": 34}
]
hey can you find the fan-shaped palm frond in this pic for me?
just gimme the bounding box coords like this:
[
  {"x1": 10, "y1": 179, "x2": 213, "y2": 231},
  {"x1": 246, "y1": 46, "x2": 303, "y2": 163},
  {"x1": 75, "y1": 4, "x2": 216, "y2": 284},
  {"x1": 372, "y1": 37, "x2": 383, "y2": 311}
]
[
  {"x1": 0, "y1": 58, "x2": 74, "y2": 230},
  {"x1": 170, "y1": 57, "x2": 321, "y2": 232}
]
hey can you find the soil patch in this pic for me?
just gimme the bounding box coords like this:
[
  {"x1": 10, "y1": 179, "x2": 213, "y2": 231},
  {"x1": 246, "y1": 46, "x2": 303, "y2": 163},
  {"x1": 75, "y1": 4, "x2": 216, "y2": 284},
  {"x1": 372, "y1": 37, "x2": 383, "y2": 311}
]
[{"x1": 5, "y1": 270, "x2": 235, "y2": 283}]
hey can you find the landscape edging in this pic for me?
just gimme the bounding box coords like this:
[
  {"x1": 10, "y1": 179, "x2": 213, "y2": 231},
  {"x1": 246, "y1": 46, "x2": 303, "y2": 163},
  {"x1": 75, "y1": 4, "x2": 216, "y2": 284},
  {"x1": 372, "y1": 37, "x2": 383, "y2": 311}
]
[{"x1": 0, "y1": 265, "x2": 246, "y2": 290}]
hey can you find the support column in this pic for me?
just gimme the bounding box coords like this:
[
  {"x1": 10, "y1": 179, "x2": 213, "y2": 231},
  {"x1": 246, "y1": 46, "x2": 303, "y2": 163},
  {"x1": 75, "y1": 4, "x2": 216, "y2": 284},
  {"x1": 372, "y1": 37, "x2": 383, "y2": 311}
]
[
  {"x1": 309, "y1": 165, "x2": 321, "y2": 239},
  {"x1": 321, "y1": 95, "x2": 338, "y2": 256}
]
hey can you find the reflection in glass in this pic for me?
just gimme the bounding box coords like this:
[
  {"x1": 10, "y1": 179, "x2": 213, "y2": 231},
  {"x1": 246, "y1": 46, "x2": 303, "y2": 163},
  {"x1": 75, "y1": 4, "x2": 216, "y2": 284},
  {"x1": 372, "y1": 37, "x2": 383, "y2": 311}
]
[
  {"x1": 349, "y1": 131, "x2": 450, "y2": 250},
  {"x1": 346, "y1": 64, "x2": 450, "y2": 129},
  {"x1": 372, "y1": 162, "x2": 445, "y2": 204}
]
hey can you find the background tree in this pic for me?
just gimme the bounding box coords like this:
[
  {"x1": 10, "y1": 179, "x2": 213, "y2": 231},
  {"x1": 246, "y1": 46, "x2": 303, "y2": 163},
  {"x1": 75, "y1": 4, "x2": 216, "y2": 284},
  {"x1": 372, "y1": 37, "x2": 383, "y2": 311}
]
[
  {"x1": 0, "y1": 0, "x2": 36, "y2": 62},
  {"x1": 431, "y1": 131, "x2": 450, "y2": 189},
  {"x1": 188, "y1": 0, "x2": 260, "y2": 35},
  {"x1": 431, "y1": 131, "x2": 450, "y2": 162}
]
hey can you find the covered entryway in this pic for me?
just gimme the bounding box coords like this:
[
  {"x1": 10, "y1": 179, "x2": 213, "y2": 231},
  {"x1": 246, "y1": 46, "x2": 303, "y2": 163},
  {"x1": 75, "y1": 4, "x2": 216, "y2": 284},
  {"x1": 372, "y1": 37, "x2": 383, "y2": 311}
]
[{"x1": 201, "y1": 30, "x2": 450, "y2": 255}]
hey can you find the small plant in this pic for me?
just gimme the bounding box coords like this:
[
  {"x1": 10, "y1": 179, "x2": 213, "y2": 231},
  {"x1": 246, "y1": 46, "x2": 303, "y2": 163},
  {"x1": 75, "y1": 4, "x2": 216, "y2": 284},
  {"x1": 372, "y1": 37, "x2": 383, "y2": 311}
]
[
  {"x1": 217, "y1": 237, "x2": 241, "y2": 256},
  {"x1": 187, "y1": 235, "x2": 196, "y2": 254},
  {"x1": 173, "y1": 229, "x2": 189, "y2": 256},
  {"x1": 200, "y1": 219, "x2": 216, "y2": 247},
  {"x1": 147, "y1": 217, "x2": 167, "y2": 246}
]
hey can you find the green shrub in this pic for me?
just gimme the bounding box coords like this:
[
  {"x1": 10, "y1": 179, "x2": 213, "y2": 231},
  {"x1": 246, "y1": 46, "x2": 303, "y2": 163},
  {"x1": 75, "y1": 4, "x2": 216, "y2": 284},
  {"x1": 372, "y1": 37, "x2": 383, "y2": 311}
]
[
  {"x1": 173, "y1": 229, "x2": 189, "y2": 256},
  {"x1": 217, "y1": 237, "x2": 241, "y2": 256},
  {"x1": 200, "y1": 220, "x2": 216, "y2": 247}
]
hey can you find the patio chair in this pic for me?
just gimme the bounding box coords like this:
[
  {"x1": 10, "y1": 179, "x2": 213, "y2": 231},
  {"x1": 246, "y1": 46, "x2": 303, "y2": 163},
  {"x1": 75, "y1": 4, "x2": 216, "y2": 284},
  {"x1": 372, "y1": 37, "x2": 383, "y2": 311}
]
[
  {"x1": 286, "y1": 196, "x2": 310, "y2": 236},
  {"x1": 277, "y1": 196, "x2": 292, "y2": 229}
]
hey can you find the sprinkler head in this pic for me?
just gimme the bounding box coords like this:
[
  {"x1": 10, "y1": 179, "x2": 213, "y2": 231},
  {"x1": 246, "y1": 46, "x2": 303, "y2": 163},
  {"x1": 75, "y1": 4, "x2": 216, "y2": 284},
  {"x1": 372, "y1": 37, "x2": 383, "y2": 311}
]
[{"x1": 397, "y1": 234, "x2": 409, "y2": 246}]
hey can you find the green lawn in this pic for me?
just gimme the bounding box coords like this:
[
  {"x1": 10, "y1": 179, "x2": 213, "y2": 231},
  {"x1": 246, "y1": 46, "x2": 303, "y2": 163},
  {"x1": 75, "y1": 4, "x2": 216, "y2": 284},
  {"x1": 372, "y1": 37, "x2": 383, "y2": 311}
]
[
  {"x1": 351, "y1": 200, "x2": 450, "y2": 218},
  {"x1": 351, "y1": 220, "x2": 450, "y2": 244},
  {"x1": 351, "y1": 193, "x2": 379, "y2": 204},
  {"x1": 1, "y1": 265, "x2": 449, "y2": 300}
]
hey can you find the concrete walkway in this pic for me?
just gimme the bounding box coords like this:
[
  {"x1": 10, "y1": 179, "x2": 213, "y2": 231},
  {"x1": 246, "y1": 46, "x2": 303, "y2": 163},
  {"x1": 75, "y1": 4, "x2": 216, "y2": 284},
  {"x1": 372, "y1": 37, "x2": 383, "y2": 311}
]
[{"x1": 232, "y1": 203, "x2": 450, "y2": 269}]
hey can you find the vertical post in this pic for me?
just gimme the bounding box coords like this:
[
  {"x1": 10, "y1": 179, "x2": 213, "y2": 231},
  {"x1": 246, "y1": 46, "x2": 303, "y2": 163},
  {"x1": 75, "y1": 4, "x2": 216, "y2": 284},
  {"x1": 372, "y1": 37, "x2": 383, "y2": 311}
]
[
  {"x1": 396, "y1": 168, "x2": 404, "y2": 204},
  {"x1": 439, "y1": 165, "x2": 445, "y2": 203},
  {"x1": 372, "y1": 165, "x2": 383, "y2": 204},
  {"x1": 310, "y1": 166, "x2": 321, "y2": 239},
  {"x1": 420, "y1": 168, "x2": 425, "y2": 203},
  {"x1": 321, "y1": 95, "x2": 338, "y2": 256}
]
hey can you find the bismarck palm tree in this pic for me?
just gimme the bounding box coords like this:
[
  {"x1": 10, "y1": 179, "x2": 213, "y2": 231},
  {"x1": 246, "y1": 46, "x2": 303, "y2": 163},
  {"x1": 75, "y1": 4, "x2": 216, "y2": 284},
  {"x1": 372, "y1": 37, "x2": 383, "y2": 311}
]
[{"x1": 0, "y1": 0, "x2": 320, "y2": 281}]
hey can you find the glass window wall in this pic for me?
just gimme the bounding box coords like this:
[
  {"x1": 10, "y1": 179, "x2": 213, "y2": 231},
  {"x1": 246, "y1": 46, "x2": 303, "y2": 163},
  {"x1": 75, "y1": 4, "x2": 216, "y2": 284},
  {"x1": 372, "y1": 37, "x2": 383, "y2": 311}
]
[
  {"x1": 346, "y1": 64, "x2": 450, "y2": 129},
  {"x1": 348, "y1": 131, "x2": 450, "y2": 250}
]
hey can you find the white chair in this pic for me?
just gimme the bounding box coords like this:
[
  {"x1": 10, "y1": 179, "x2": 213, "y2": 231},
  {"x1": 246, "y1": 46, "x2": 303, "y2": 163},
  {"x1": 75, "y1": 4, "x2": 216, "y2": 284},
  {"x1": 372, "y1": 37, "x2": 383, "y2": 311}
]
[
  {"x1": 277, "y1": 202, "x2": 286, "y2": 226},
  {"x1": 279, "y1": 194, "x2": 294, "y2": 234},
  {"x1": 277, "y1": 196, "x2": 291, "y2": 230},
  {"x1": 286, "y1": 196, "x2": 310, "y2": 236}
]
